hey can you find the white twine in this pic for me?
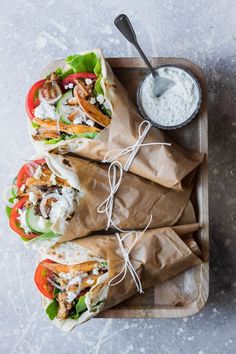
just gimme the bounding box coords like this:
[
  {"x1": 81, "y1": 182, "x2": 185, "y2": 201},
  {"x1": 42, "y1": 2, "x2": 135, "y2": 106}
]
[
  {"x1": 102, "y1": 120, "x2": 171, "y2": 171},
  {"x1": 97, "y1": 161, "x2": 123, "y2": 230},
  {"x1": 108, "y1": 215, "x2": 153, "y2": 294},
  {"x1": 96, "y1": 160, "x2": 154, "y2": 293}
]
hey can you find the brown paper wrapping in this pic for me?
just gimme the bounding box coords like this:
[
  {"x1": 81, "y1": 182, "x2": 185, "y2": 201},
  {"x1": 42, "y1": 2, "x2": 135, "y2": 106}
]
[
  {"x1": 47, "y1": 154, "x2": 197, "y2": 242},
  {"x1": 70, "y1": 73, "x2": 204, "y2": 190},
  {"x1": 41, "y1": 49, "x2": 204, "y2": 190},
  {"x1": 50, "y1": 224, "x2": 202, "y2": 315}
]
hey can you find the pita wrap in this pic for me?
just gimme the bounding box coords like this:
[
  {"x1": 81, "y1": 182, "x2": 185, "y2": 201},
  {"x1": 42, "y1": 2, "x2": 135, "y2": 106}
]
[
  {"x1": 37, "y1": 224, "x2": 201, "y2": 331},
  {"x1": 7, "y1": 156, "x2": 82, "y2": 251},
  {"x1": 31, "y1": 48, "x2": 204, "y2": 190},
  {"x1": 45, "y1": 153, "x2": 197, "y2": 242}
]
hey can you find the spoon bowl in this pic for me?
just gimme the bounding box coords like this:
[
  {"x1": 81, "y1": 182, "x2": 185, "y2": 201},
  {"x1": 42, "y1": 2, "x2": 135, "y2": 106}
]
[{"x1": 114, "y1": 14, "x2": 175, "y2": 97}]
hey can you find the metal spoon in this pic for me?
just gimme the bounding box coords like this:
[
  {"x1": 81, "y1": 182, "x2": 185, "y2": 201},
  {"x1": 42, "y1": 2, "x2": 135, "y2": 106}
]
[{"x1": 114, "y1": 14, "x2": 175, "y2": 97}]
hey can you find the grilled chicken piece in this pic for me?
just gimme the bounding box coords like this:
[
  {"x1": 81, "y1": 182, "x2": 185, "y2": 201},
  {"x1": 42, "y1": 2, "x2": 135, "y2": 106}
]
[
  {"x1": 57, "y1": 292, "x2": 73, "y2": 320},
  {"x1": 25, "y1": 165, "x2": 69, "y2": 188},
  {"x1": 33, "y1": 128, "x2": 60, "y2": 141},
  {"x1": 33, "y1": 118, "x2": 101, "y2": 134},
  {"x1": 74, "y1": 79, "x2": 92, "y2": 98},
  {"x1": 68, "y1": 97, "x2": 78, "y2": 106},
  {"x1": 41, "y1": 73, "x2": 62, "y2": 101},
  {"x1": 68, "y1": 111, "x2": 84, "y2": 123},
  {"x1": 74, "y1": 274, "x2": 100, "y2": 291},
  {"x1": 75, "y1": 94, "x2": 111, "y2": 128},
  {"x1": 43, "y1": 261, "x2": 101, "y2": 275}
]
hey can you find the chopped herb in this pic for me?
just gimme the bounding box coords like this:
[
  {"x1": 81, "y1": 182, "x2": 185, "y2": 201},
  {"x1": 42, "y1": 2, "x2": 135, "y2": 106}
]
[{"x1": 101, "y1": 261, "x2": 108, "y2": 267}]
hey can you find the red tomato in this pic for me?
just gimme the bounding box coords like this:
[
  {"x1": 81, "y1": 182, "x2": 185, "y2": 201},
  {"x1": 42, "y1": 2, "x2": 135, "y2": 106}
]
[
  {"x1": 16, "y1": 159, "x2": 46, "y2": 188},
  {"x1": 62, "y1": 73, "x2": 97, "y2": 86},
  {"x1": 26, "y1": 79, "x2": 45, "y2": 120},
  {"x1": 16, "y1": 165, "x2": 31, "y2": 189},
  {"x1": 9, "y1": 197, "x2": 39, "y2": 239},
  {"x1": 34, "y1": 259, "x2": 55, "y2": 299}
]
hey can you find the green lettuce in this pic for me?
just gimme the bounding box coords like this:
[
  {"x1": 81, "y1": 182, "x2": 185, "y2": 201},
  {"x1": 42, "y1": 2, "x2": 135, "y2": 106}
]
[
  {"x1": 66, "y1": 52, "x2": 101, "y2": 75},
  {"x1": 32, "y1": 121, "x2": 40, "y2": 129},
  {"x1": 44, "y1": 132, "x2": 98, "y2": 145},
  {"x1": 70, "y1": 296, "x2": 87, "y2": 319},
  {"x1": 94, "y1": 75, "x2": 103, "y2": 96},
  {"x1": 5, "y1": 185, "x2": 17, "y2": 218},
  {"x1": 46, "y1": 299, "x2": 59, "y2": 320}
]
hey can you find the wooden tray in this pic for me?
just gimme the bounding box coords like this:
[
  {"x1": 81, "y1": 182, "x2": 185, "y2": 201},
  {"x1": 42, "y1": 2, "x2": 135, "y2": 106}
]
[{"x1": 99, "y1": 57, "x2": 209, "y2": 318}]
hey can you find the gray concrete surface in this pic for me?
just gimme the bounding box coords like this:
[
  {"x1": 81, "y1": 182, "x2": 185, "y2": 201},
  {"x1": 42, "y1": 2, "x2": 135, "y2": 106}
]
[{"x1": 0, "y1": 0, "x2": 235, "y2": 353}]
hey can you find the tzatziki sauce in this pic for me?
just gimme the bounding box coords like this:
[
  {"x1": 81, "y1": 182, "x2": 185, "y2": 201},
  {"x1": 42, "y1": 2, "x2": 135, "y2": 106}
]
[{"x1": 139, "y1": 66, "x2": 201, "y2": 128}]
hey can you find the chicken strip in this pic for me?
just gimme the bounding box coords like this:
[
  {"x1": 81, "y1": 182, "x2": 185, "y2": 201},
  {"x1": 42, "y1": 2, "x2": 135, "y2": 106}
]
[
  {"x1": 25, "y1": 165, "x2": 69, "y2": 188},
  {"x1": 73, "y1": 79, "x2": 92, "y2": 98},
  {"x1": 43, "y1": 261, "x2": 100, "y2": 275},
  {"x1": 75, "y1": 94, "x2": 111, "y2": 128},
  {"x1": 57, "y1": 292, "x2": 73, "y2": 320},
  {"x1": 33, "y1": 118, "x2": 101, "y2": 134}
]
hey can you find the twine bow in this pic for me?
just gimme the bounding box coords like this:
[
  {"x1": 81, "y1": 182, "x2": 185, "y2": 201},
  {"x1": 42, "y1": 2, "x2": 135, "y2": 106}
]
[
  {"x1": 108, "y1": 216, "x2": 153, "y2": 293},
  {"x1": 102, "y1": 120, "x2": 171, "y2": 171},
  {"x1": 97, "y1": 161, "x2": 123, "y2": 230}
]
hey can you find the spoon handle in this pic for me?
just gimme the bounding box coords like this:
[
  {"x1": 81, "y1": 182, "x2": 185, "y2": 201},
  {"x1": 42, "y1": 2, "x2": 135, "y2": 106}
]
[{"x1": 114, "y1": 14, "x2": 158, "y2": 78}]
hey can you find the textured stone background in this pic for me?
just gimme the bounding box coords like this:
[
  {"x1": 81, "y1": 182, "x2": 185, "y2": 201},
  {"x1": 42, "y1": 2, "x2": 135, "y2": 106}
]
[{"x1": 0, "y1": 0, "x2": 235, "y2": 353}]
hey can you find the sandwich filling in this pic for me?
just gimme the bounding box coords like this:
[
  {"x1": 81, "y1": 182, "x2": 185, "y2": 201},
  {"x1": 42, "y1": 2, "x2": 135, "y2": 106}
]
[
  {"x1": 5, "y1": 159, "x2": 80, "y2": 241},
  {"x1": 26, "y1": 51, "x2": 112, "y2": 145},
  {"x1": 34, "y1": 259, "x2": 108, "y2": 320}
]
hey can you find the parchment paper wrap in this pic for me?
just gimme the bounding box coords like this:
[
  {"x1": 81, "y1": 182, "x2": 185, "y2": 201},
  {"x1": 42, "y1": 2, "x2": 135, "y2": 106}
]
[
  {"x1": 45, "y1": 153, "x2": 196, "y2": 242},
  {"x1": 39, "y1": 224, "x2": 201, "y2": 331},
  {"x1": 34, "y1": 48, "x2": 204, "y2": 189}
]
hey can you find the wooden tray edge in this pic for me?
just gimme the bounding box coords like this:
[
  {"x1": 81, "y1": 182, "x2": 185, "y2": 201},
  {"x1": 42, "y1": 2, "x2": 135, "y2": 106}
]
[{"x1": 103, "y1": 56, "x2": 209, "y2": 318}]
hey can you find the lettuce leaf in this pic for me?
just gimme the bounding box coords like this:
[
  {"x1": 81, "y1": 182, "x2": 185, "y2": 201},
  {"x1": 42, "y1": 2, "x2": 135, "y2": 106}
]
[
  {"x1": 44, "y1": 134, "x2": 67, "y2": 145},
  {"x1": 66, "y1": 52, "x2": 101, "y2": 75},
  {"x1": 94, "y1": 75, "x2": 103, "y2": 96},
  {"x1": 32, "y1": 121, "x2": 40, "y2": 129},
  {"x1": 72, "y1": 132, "x2": 98, "y2": 139},
  {"x1": 70, "y1": 296, "x2": 87, "y2": 319},
  {"x1": 37, "y1": 230, "x2": 58, "y2": 240},
  {"x1": 5, "y1": 186, "x2": 17, "y2": 218},
  {"x1": 46, "y1": 299, "x2": 59, "y2": 320},
  {"x1": 44, "y1": 132, "x2": 98, "y2": 145},
  {"x1": 94, "y1": 59, "x2": 101, "y2": 76}
]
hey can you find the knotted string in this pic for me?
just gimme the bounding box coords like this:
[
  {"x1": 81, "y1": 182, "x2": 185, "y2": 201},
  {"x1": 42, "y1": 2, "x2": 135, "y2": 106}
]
[
  {"x1": 108, "y1": 215, "x2": 153, "y2": 294},
  {"x1": 97, "y1": 161, "x2": 123, "y2": 230},
  {"x1": 102, "y1": 120, "x2": 171, "y2": 171},
  {"x1": 97, "y1": 160, "x2": 153, "y2": 293}
]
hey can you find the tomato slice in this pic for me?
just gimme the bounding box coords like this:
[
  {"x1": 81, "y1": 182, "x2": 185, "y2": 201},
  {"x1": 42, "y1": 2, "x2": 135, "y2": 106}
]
[
  {"x1": 26, "y1": 79, "x2": 45, "y2": 120},
  {"x1": 16, "y1": 159, "x2": 46, "y2": 188},
  {"x1": 16, "y1": 165, "x2": 31, "y2": 189},
  {"x1": 34, "y1": 259, "x2": 55, "y2": 299},
  {"x1": 62, "y1": 73, "x2": 97, "y2": 86},
  {"x1": 9, "y1": 197, "x2": 39, "y2": 240}
]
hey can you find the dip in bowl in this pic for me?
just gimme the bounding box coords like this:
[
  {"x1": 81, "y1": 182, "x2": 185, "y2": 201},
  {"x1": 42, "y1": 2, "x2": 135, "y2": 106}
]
[{"x1": 137, "y1": 65, "x2": 202, "y2": 130}]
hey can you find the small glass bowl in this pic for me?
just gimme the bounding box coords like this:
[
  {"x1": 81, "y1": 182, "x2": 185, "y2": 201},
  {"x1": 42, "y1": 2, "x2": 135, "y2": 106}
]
[{"x1": 136, "y1": 64, "x2": 202, "y2": 130}]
